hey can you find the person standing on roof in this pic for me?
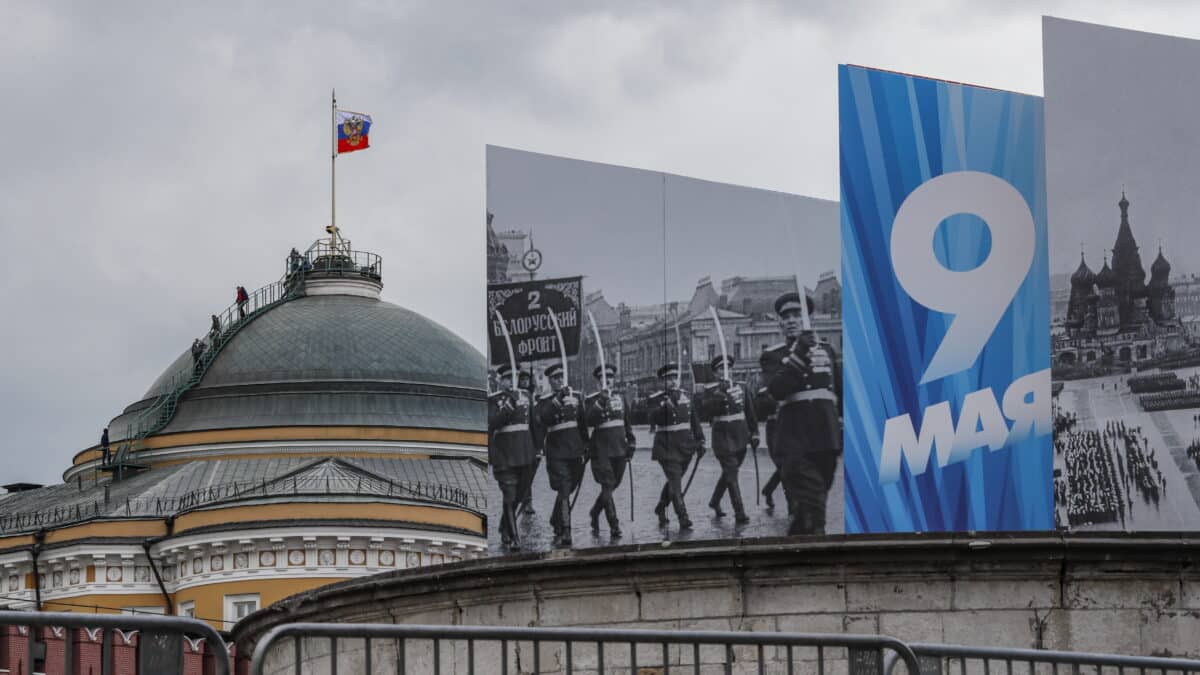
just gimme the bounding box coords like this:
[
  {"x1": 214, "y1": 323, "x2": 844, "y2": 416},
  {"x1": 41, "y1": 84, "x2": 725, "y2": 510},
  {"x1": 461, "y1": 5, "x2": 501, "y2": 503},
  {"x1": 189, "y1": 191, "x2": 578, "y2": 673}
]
[
  {"x1": 191, "y1": 338, "x2": 206, "y2": 373},
  {"x1": 236, "y1": 286, "x2": 249, "y2": 320}
]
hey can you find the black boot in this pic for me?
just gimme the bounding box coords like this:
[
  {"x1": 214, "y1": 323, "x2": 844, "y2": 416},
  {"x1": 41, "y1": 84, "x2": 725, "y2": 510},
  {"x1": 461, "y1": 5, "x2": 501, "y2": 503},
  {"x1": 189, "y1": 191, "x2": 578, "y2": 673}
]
[
  {"x1": 788, "y1": 507, "x2": 818, "y2": 536},
  {"x1": 671, "y1": 487, "x2": 692, "y2": 530},
  {"x1": 762, "y1": 470, "x2": 782, "y2": 510},
  {"x1": 502, "y1": 503, "x2": 521, "y2": 549},
  {"x1": 655, "y1": 502, "x2": 669, "y2": 526},
  {"x1": 729, "y1": 482, "x2": 749, "y2": 524},
  {"x1": 590, "y1": 506, "x2": 601, "y2": 535},
  {"x1": 709, "y1": 478, "x2": 727, "y2": 517},
  {"x1": 605, "y1": 496, "x2": 622, "y2": 538},
  {"x1": 810, "y1": 496, "x2": 828, "y2": 535}
]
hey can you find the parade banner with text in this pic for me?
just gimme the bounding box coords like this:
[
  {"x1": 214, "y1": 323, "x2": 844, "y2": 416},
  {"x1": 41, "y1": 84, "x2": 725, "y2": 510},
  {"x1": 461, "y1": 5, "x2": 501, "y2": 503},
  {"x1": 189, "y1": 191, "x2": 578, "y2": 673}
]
[
  {"x1": 840, "y1": 65, "x2": 1053, "y2": 533},
  {"x1": 487, "y1": 276, "x2": 583, "y2": 366}
]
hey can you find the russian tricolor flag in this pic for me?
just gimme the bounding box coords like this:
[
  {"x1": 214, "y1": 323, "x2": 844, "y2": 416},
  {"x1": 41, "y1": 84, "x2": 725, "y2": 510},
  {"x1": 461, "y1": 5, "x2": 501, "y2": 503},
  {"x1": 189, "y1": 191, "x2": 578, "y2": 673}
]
[{"x1": 336, "y1": 109, "x2": 372, "y2": 154}]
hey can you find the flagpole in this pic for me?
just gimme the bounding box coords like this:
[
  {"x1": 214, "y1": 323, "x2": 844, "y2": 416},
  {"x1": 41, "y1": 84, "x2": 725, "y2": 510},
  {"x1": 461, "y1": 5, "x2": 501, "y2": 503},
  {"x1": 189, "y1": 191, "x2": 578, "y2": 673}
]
[{"x1": 331, "y1": 89, "x2": 337, "y2": 234}]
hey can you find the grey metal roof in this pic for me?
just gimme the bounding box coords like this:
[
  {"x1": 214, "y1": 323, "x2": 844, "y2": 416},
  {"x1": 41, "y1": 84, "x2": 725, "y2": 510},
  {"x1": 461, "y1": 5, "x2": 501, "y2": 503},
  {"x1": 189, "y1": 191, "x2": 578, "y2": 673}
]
[
  {"x1": 199, "y1": 295, "x2": 483, "y2": 390},
  {"x1": 142, "y1": 350, "x2": 195, "y2": 399},
  {"x1": 0, "y1": 457, "x2": 489, "y2": 539},
  {"x1": 142, "y1": 296, "x2": 482, "y2": 398},
  {"x1": 106, "y1": 391, "x2": 483, "y2": 442},
  {"x1": 109, "y1": 294, "x2": 486, "y2": 441},
  {"x1": 161, "y1": 391, "x2": 484, "y2": 435}
]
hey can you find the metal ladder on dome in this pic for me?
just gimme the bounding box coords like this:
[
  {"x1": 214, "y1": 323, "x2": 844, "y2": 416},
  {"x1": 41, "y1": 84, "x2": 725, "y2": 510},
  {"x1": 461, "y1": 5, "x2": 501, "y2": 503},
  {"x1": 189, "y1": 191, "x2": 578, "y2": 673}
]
[{"x1": 102, "y1": 268, "x2": 309, "y2": 480}]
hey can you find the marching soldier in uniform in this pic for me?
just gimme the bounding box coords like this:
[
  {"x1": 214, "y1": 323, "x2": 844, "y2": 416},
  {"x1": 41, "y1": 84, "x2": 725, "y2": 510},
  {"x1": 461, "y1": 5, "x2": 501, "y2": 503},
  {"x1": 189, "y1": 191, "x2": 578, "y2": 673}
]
[
  {"x1": 487, "y1": 363, "x2": 538, "y2": 549},
  {"x1": 755, "y1": 366, "x2": 782, "y2": 510},
  {"x1": 701, "y1": 355, "x2": 759, "y2": 523},
  {"x1": 648, "y1": 362, "x2": 705, "y2": 530},
  {"x1": 536, "y1": 363, "x2": 587, "y2": 547},
  {"x1": 515, "y1": 367, "x2": 540, "y2": 516},
  {"x1": 584, "y1": 363, "x2": 636, "y2": 537},
  {"x1": 762, "y1": 292, "x2": 841, "y2": 535}
]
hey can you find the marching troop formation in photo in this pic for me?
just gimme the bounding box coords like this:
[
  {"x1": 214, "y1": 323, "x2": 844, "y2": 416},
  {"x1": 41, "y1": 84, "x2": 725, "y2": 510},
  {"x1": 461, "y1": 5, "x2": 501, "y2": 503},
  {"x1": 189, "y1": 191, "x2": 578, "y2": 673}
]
[{"x1": 488, "y1": 291, "x2": 842, "y2": 550}]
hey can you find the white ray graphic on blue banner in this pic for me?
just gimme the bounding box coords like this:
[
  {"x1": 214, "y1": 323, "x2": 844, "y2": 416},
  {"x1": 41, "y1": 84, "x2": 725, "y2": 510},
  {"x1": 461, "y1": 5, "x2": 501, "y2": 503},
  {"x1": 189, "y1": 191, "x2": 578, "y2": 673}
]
[{"x1": 840, "y1": 65, "x2": 1053, "y2": 533}]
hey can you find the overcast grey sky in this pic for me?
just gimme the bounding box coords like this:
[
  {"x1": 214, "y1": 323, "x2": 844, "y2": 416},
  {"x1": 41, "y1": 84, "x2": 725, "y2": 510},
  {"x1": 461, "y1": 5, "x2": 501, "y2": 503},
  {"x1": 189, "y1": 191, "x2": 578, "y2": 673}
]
[
  {"x1": 1045, "y1": 16, "x2": 1200, "y2": 280},
  {"x1": 487, "y1": 146, "x2": 837, "y2": 309},
  {"x1": 3, "y1": 1, "x2": 1199, "y2": 484}
]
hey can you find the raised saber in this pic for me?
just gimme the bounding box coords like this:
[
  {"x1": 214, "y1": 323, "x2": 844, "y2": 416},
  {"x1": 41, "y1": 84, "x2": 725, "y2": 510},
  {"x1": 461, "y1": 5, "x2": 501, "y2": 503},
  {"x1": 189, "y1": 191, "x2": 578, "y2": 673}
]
[
  {"x1": 587, "y1": 310, "x2": 606, "y2": 391},
  {"x1": 551, "y1": 307, "x2": 589, "y2": 518},
  {"x1": 586, "y1": 309, "x2": 634, "y2": 522},
  {"x1": 708, "y1": 305, "x2": 759, "y2": 505},
  {"x1": 495, "y1": 307, "x2": 525, "y2": 511},
  {"x1": 628, "y1": 454, "x2": 635, "y2": 521},
  {"x1": 799, "y1": 277, "x2": 813, "y2": 332},
  {"x1": 493, "y1": 309, "x2": 518, "y2": 390},
  {"x1": 516, "y1": 359, "x2": 541, "y2": 519},
  {"x1": 569, "y1": 311, "x2": 609, "y2": 516},
  {"x1": 677, "y1": 320, "x2": 703, "y2": 497},
  {"x1": 674, "y1": 321, "x2": 683, "y2": 388},
  {"x1": 547, "y1": 308, "x2": 569, "y2": 385},
  {"x1": 497, "y1": 309, "x2": 534, "y2": 520},
  {"x1": 709, "y1": 306, "x2": 729, "y2": 381}
]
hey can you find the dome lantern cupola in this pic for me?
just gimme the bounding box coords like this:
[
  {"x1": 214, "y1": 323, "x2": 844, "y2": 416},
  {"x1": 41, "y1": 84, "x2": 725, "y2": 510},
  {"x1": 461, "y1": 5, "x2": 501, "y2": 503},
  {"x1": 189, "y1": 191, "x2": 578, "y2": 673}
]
[{"x1": 294, "y1": 226, "x2": 384, "y2": 299}]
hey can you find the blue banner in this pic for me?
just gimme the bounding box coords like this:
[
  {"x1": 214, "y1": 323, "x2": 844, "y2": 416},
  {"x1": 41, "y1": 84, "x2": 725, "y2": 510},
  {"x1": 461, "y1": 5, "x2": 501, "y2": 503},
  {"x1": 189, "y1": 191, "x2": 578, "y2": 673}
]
[{"x1": 840, "y1": 65, "x2": 1053, "y2": 533}]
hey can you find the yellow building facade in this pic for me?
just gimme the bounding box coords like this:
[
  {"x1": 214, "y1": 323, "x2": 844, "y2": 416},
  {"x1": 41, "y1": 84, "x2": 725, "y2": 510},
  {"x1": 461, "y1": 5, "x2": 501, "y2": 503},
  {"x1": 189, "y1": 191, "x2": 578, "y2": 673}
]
[{"x1": 0, "y1": 240, "x2": 489, "y2": 630}]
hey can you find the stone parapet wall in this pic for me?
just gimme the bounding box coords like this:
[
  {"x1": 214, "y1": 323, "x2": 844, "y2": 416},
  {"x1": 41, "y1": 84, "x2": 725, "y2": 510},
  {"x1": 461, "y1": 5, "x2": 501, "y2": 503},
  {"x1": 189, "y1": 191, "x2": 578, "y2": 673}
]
[{"x1": 234, "y1": 533, "x2": 1200, "y2": 673}]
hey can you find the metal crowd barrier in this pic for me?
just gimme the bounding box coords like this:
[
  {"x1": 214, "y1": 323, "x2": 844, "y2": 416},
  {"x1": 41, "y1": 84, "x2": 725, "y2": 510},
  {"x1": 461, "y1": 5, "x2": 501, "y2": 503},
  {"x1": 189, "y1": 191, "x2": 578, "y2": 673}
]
[
  {"x1": 4, "y1": 612, "x2": 1198, "y2": 675},
  {"x1": 883, "y1": 643, "x2": 1200, "y2": 675},
  {"x1": 250, "y1": 623, "x2": 923, "y2": 675},
  {"x1": 0, "y1": 610, "x2": 230, "y2": 675}
]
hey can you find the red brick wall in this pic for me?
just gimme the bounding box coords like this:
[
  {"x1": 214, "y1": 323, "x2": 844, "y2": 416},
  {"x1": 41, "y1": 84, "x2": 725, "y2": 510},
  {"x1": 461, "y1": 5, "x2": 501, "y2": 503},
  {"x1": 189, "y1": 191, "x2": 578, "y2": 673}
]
[
  {"x1": 0, "y1": 623, "x2": 231, "y2": 675},
  {"x1": 183, "y1": 637, "x2": 204, "y2": 675},
  {"x1": 41, "y1": 627, "x2": 65, "y2": 675},
  {"x1": 2, "y1": 625, "x2": 29, "y2": 675},
  {"x1": 110, "y1": 630, "x2": 138, "y2": 675},
  {"x1": 71, "y1": 628, "x2": 104, "y2": 675}
]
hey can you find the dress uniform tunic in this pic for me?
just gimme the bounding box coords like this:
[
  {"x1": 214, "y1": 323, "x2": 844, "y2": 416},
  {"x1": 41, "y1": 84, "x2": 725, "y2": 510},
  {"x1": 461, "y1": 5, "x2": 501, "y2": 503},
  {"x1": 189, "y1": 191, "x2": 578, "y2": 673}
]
[
  {"x1": 536, "y1": 387, "x2": 587, "y2": 542},
  {"x1": 649, "y1": 378, "x2": 705, "y2": 528},
  {"x1": 700, "y1": 373, "x2": 758, "y2": 521},
  {"x1": 584, "y1": 388, "x2": 635, "y2": 534},
  {"x1": 763, "y1": 334, "x2": 841, "y2": 535},
  {"x1": 487, "y1": 387, "x2": 537, "y2": 546}
]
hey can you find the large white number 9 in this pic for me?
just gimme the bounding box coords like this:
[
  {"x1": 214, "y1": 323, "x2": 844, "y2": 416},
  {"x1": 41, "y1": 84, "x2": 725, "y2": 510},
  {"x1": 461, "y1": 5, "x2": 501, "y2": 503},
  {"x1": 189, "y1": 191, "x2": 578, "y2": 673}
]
[{"x1": 890, "y1": 171, "x2": 1035, "y2": 384}]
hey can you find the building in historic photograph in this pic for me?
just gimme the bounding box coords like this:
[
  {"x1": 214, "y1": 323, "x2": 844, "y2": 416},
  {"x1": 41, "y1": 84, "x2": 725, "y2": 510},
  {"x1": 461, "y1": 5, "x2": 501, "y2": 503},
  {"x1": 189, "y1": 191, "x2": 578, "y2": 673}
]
[
  {"x1": 0, "y1": 236, "x2": 489, "y2": 630},
  {"x1": 573, "y1": 273, "x2": 842, "y2": 409},
  {"x1": 1051, "y1": 194, "x2": 1200, "y2": 532},
  {"x1": 1054, "y1": 193, "x2": 1189, "y2": 367}
]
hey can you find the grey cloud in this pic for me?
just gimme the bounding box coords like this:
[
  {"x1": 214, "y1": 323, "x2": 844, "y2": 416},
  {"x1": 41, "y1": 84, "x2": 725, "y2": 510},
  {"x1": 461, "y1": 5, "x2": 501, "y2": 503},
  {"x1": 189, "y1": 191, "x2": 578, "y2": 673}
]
[{"x1": 3, "y1": 0, "x2": 1200, "y2": 484}]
